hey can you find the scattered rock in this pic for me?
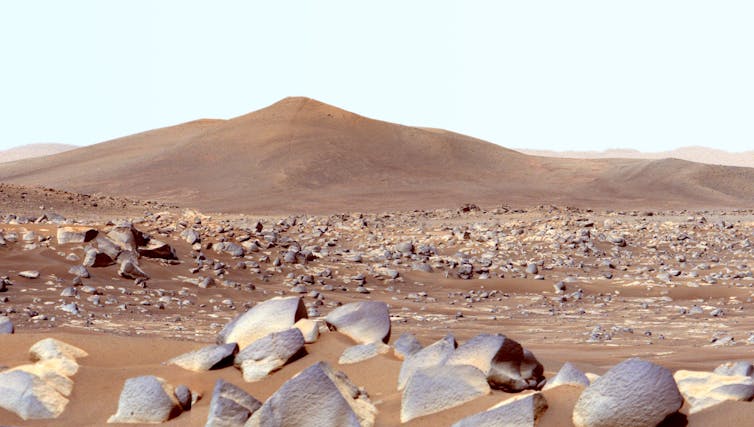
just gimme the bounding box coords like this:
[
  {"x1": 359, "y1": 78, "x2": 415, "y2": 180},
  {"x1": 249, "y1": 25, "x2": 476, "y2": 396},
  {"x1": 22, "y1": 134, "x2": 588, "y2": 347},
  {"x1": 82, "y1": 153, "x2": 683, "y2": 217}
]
[{"x1": 19, "y1": 270, "x2": 40, "y2": 279}]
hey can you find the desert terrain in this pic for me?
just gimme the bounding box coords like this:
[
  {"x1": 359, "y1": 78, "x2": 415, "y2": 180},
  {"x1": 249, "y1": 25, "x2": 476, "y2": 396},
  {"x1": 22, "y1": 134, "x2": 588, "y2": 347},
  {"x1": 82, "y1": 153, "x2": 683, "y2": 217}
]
[{"x1": 2, "y1": 98, "x2": 754, "y2": 426}]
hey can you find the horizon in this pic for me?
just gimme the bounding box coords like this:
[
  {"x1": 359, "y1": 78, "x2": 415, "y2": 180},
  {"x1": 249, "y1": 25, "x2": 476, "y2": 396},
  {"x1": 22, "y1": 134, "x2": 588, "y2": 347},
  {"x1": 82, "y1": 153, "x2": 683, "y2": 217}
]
[{"x1": 2, "y1": 2, "x2": 753, "y2": 152}]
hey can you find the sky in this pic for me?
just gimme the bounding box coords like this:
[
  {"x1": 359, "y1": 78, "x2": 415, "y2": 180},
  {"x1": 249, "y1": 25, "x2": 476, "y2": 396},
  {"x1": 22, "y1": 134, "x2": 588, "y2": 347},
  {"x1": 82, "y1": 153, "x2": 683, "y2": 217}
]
[{"x1": 1, "y1": 1, "x2": 752, "y2": 152}]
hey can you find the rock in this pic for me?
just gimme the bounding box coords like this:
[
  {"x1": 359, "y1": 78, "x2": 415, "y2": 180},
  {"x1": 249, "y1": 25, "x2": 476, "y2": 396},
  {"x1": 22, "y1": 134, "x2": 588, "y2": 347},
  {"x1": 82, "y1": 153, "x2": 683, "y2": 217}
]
[
  {"x1": 398, "y1": 334, "x2": 456, "y2": 391},
  {"x1": 452, "y1": 392, "x2": 548, "y2": 427},
  {"x1": 118, "y1": 257, "x2": 149, "y2": 280},
  {"x1": 544, "y1": 362, "x2": 590, "y2": 390},
  {"x1": 205, "y1": 379, "x2": 262, "y2": 427},
  {"x1": 214, "y1": 242, "x2": 245, "y2": 258},
  {"x1": 106, "y1": 223, "x2": 146, "y2": 251},
  {"x1": 107, "y1": 376, "x2": 182, "y2": 424},
  {"x1": 29, "y1": 338, "x2": 88, "y2": 364},
  {"x1": 83, "y1": 247, "x2": 115, "y2": 268},
  {"x1": 56, "y1": 226, "x2": 98, "y2": 244},
  {"x1": 181, "y1": 228, "x2": 200, "y2": 245},
  {"x1": 395, "y1": 241, "x2": 414, "y2": 255},
  {"x1": 675, "y1": 369, "x2": 754, "y2": 414},
  {"x1": 446, "y1": 333, "x2": 544, "y2": 392},
  {"x1": 393, "y1": 333, "x2": 422, "y2": 360},
  {"x1": 218, "y1": 296, "x2": 307, "y2": 349},
  {"x1": 294, "y1": 318, "x2": 320, "y2": 343},
  {"x1": 247, "y1": 361, "x2": 376, "y2": 427},
  {"x1": 9, "y1": 360, "x2": 75, "y2": 397},
  {"x1": 573, "y1": 358, "x2": 683, "y2": 427},
  {"x1": 168, "y1": 343, "x2": 238, "y2": 372},
  {"x1": 714, "y1": 361, "x2": 754, "y2": 377},
  {"x1": 68, "y1": 265, "x2": 90, "y2": 278},
  {"x1": 0, "y1": 315, "x2": 13, "y2": 334},
  {"x1": 0, "y1": 370, "x2": 69, "y2": 420},
  {"x1": 138, "y1": 239, "x2": 177, "y2": 260},
  {"x1": 401, "y1": 364, "x2": 490, "y2": 422},
  {"x1": 235, "y1": 328, "x2": 305, "y2": 382},
  {"x1": 526, "y1": 263, "x2": 538, "y2": 274},
  {"x1": 59, "y1": 302, "x2": 80, "y2": 315},
  {"x1": 174, "y1": 385, "x2": 192, "y2": 411},
  {"x1": 339, "y1": 342, "x2": 391, "y2": 364},
  {"x1": 325, "y1": 301, "x2": 390, "y2": 345},
  {"x1": 19, "y1": 270, "x2": 40, "y2": 279}
]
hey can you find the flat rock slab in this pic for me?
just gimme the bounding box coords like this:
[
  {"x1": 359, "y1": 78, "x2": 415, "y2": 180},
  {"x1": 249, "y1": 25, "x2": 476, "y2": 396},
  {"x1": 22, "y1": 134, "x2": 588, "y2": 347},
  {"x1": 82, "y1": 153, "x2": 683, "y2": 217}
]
[
  {"x1": 325, "y1": 301, "x2": 390, "y2": 345},
  {"x1": 401, "y1": 364, "x2": 490, "y2": 422}
]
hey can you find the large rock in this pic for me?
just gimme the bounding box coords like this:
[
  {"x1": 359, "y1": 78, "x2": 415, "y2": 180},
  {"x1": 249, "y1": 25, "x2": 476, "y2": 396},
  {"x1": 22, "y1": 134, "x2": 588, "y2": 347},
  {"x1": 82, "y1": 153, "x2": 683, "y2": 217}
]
[
  {"x1": 398, "y1": 334, "x2": 456, "y2": 390},
  {"x1": 0, "y1": 315, "x2": 13, "y2": 334},
  {"x1": 339, "y1": 342, "x2": 391, "y2": 365},
  {"x1": 168, "y1": 343, "x2": 238, "y2": 372},
  {"x1": 56, "y1": 226, "x2": 98, "y2": 244},
  {"x1": 452, "y1": 392, "x2": 549, "y2": 427},
  {"x1": 218, "y1": 296, "x2": 307, "y2": 349},
  {"x1": 572, "y1": 358, "x2": 683, "y2": 427},
  {"x1": 294, "y1": 318, "x2": 320, "y2": 343},
  {"x1": 544, "y1": 361, "x2": 590, "y2": 390},
  {"x1": 246, "y1": 362, "x2": 376, "y2": 427},
  {"x1": 446, "y1": 333, "x2": 545, "y2": 392},
  {"x1": 674, "y1": 369, "x2": 754, "y2": 414},
  {"x1": 205, "y1": 379, "x2": 262, "y2": 427},
  {"x1": 107, "y1": 376, "x2": 182, "y2": 424},
  {"x1": 214, "y1": 242, "x2": 245, "y2": 258},
  {"x1": 10, "y1": 359, "x2": 76, "y2": 397},
  {"x1": 0, "y1": 370, "x2": 69, "y2": 420},
  {"x1": 401, "y1": 364, "x2": 490, "y2": 422},
  {"x1": 138, "y1": 239, "x2": 177, "y2": 260},
  {"x1": 29, "y1": 338, "x2": 88, "y2": 365},
  {"x1": 714, "y1": 361, "x2": 754, "y2": 377},
  {"x1": 393, "y1": 333, "x2": 422, "y2": 360},
  {"x1": 325, "y1": 301, "x2": 390, "y2": 344},
  {"x1": 235, "y1": 328, "x2": 305, "y2": 382},
  {"x1": 118, "y1": 257, "x2": 150, "y2": 280}
]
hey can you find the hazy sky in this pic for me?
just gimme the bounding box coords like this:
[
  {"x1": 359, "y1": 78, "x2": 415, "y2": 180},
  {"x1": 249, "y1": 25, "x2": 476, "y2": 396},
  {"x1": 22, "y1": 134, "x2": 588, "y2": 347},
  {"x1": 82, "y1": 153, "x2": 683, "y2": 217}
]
[{"x1": 1, "y1": 1, "x2": 752, "y2": 151}]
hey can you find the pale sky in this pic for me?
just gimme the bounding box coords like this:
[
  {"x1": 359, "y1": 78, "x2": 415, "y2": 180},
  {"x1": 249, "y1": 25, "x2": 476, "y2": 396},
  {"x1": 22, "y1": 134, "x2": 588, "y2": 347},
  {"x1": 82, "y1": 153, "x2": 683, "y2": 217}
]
[{"x1": 1, "y1": 1, "x2": 752, "y2": 152}]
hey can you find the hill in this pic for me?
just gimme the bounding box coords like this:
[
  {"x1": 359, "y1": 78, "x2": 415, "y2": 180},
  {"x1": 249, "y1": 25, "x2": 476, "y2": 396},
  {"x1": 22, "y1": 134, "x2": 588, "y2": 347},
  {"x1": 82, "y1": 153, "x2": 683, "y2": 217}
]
[
  {"x1": 0, "y1": 143, "x2": 77, "y2": 163},
  {"x1": 518, "y1": 146, "x2": 754, "y2": 168}
]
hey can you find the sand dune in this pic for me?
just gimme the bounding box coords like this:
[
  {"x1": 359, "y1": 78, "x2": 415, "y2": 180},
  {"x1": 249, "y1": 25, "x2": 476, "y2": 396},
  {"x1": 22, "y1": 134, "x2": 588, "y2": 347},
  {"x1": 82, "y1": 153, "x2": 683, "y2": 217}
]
[
  {"x1": 0, "y1": 97, "x2": 752, "y2": 213},
  {"x1": 518, "y1": 146, "x2": 754, "y2": 168},
  {"x1": 0, "y1": 143, "x2": 77, "y2": 164}
]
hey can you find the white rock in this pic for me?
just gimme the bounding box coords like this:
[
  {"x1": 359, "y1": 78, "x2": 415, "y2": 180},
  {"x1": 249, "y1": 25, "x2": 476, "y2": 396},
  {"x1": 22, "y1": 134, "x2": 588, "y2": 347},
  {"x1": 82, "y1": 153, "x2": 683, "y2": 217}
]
[
  {"x1": 398, "y1": 334, "x2": 456, "y2": 390},
  {"x1": 544, "y1": 361, "x2": 590, "y2": 390},
  {"x1": 0, "y1": 315, "x2": 13, "y2": 334},
  {"x1": 339, "y1": 342, "x2": 390, "y2": 365},
  {"x1": 0, "y1": 370, "x2": 69, "y2": 420},
  {"x1": 218, "y1": 296, "x2": 307, "y2": 349},
  {"x1": 401, "y1": 364, "x2": 490, "y2": 422},
  {"x1": 107, "y1": 376, "x2": 182, "y2": 424},
  {"x1": 675, "y1": 369, "x2": 754, "y2": 414},
  {"x1": 29, "y1": 338, "x2": 88, "y2": 367},
  {"x1": 205, "y1": 379, "x2": 262, "y2": 427},
  {"x1": 168, "y1": 343, "x2": 238, "y2": 372},
  {"x1": 18, "y1": 270, "x2": 40, "y2": 279},
  {"x1": 235, "y1": 328, "x2": 305, "y2": 382},
  {"x1": 294, "y1": 318, "x2": 320, "y2": 343},
  {"x1": 56, "y1": 226, "x2": 98, "y2": 244},
  {"x1": 392, "y1": 333, "x2": 422, "y2": 360},
  {"x1": 452, "y1": 392, "x2": 548, "y2": 427},
  {"x1": 325, "y1": 301, "x2": 390, "y2": 344}
]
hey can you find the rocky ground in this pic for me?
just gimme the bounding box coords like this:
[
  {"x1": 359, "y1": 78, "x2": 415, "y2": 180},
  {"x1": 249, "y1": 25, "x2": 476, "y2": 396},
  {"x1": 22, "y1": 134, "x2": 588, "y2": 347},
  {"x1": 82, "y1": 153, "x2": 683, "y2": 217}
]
[{"x1": 2, "y1": 203, "x2": 754, "y2": 426}]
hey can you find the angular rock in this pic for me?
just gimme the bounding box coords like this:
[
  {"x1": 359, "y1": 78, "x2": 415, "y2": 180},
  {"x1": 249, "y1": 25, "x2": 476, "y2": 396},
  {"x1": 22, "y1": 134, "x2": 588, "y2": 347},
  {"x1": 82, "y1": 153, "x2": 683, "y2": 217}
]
[
  {"x1": 714, "y1": 361, "x2": 754, "y2": 377},
  {"x1": 339, "y1": 342, "x2": 390, "y2": 365},
  {"x1": 247, "y1": 362, "x2": 376, "y2": 427},
  {"x1": 393, "y1": 333, "x2": 422, "y2": 360},
  {"x1": 294, "y1": 318, "x2": 320, "y2": 343},
  {"x1": 398, "y1": 334, "x2": 456, "y2": 390},
  {"x1": 9, "y1": 360, "x2": 75, "y2": 397},
  {"x1": 29, "y1": 338, "x2": 88, "y2": 364},
  {"x1": 214, "y1": 242, "x2": 245, "y2": 258},
  {"x1": 118, "y1": 257, "x2": 149, "y2": 280},
  {"x1": 325, "y1": 301, "x2": 390, "y2": 345},
  {"x1": 217, "y1": 296, "x2": 307, "y2": 349},
  {"x1": 83, "y1": 247, "x2": 115, "y2": 268},
  {"x1": 56, "y1": 226, "x2": 98, "y2": 244},
  {"x1": 235, "y1": 328, "x2": 305, "y2": 382},
  {"x1": 205, "y1": 379, "x2": 262, "y2": 427},
  {"x1": 675, "y1": 369, "x2": 754, "y2": 414},
  {"x1": 544, "y1": 361, "x2": 590, "y2": 390},
  {"x1": 138, "y1": 239, "x2": 177, "y2": 260},
  {"x1": 19, "y1": 270, "x2": 40, "y2": 279},
  {"x1": 107, "y1": 376, "x2": 182, "y2": 424},
  {"x1": 452, "y1": 392, "x2": 548, "y2": 427},
  {"x1": 68, "y1": 265, "x2": 90, "y2": 278},
  {"x1": 168, "y1": 343, "x2": 238, "y2": 372},
  {"x1": 401, "y1": 364, "x2": 490, "y2": 422},
  {"x1": 107, "y1": 223, "x2": 146, "y2": 251},
  {"x1": 0, "y1": 370, "x2": 69, "y2": 420},
  {"x1": 0, "y1": 315, "x2": 13, "y2": 334},
  {"x1": 573, "y1": 358, "x2": 683, "y2": 427},
  {"x1": 174, "y1": 385, "x2": 192, "y2": 411}
]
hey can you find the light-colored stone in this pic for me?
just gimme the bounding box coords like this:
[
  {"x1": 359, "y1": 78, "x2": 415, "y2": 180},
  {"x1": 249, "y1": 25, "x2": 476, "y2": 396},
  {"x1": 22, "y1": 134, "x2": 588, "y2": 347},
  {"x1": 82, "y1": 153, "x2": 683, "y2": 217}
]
[
  {"x1": 452, "y1": 392, "x2": 548, "y2": 427},
  {"x1": 713, "y1": 361, "x2": 754, "y2": 377},
  {"x1": 29, "y1": 338, "x2": 88, "y2": 365},
  {"x1": 118, "y1": 257, "x2": 149, "y2": 280},
  {"x1": 205, "y1": 379, "x2": 262, "y2": 427},
  {"x1": 218, "y1": 296, "x2": 307, "y2": 349},
  {"x1": 675, "y1": 369, "x2": 754, "y2": 414},
  {"x1": 398, "y1": 334, "x2": 456, "y2": 390},
  {"x1": 10, "y1": 359, "x2": 75, "y2": 397},
  {"x1": 107, "y1": 376, "x2": 182, "y2": 424},
  {"x1": 573, "y1": 358, "x2": 683, "y2": 427},
  {"x1": 0, "y1": 315, "x2": 13, "y2": 334},
  {"x1": 339, "y1": 342, "x2": 390, "y2": 365},
  {"x1": 246, "y1": 362, "x2": 376, "y2": 427},
  {"x1": 138, "y1": 239, "x2": 176, "y2": 260},
  {"x1": 401, "y1": 364, "x2": 490, "y2": 422},
  {"x1": 19, "y1": 270, "x2": 40, "y2": 279},
  {"x1": 325, "y1": 301, "x2": 390, "y2": 345},
  {"x1": 393, "y1": 333, "x2": 422, "y2": 360},
  {"x1": 168, "y1": 343, "x2": 238, "y2": 372},
  {"x1": 0, "y1": 370, "x2": 69, "y2": 420},
  {"x1": 56, "y1": 226, "x2": 98, "y2": 244},
  {"x1": 294, "y1": 318, "x2": 320, "y2": 343},
  {"x1": 235, "y1": 328, "x2": 305, "y2": 382},
  {"x1": 544, "y1": 362, "x2": 590, "y2": 390}
]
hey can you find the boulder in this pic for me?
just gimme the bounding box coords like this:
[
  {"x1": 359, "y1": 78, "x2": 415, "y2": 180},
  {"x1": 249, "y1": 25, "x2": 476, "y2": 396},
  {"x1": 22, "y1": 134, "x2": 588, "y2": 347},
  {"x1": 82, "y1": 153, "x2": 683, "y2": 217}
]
[
  {"x1": 294, "y1": 318, "x2": 320, "y2": 343},
  {"x1": 0, "y1": 370, "x2": 69, "y2": 420},
  {"x1": 83, "y1": 247, "x2": 116, "y2": 267},
  {"x1": 235, "y1": 328, "x2": 305, "y2": 382},
  {"x1": 107, "y1": 376, "x2": 182, "y2": 424},
  {"x1": 118, "y1": 257, "x2": 149, "y2": 280},
  {"x1": 339, "y1": 342, "x2": 391, "y2": 365},
  {"x1": 205, "y1": 379, "x2": 262, "y2": 427},
  {"x1": 138, "y1": 239, "x2": 177, "y2": 260},
  {"x1": 446, "y1": 333, "x2": 544, "y2": 391},
  {"x1": 0, "y1": 315, "x2": 13, "y2": 334},
  {"x1": 246, "y1": 362, "x2": 376, "y2": 427},
  {"x1": 544, "y1": 362, "x2": 590, "y2": 390},
  {"x1": 168, "y1": 343, "x2": 238, "y2": 372},
  {"x1": 714, "y1": 361, "x2": 754, "y2": 377},
  {"x1": 675, "y1": 369, "x2": 754, "y2": 414},
  {"x1": 218, "y1": 296, "x2": 307, "y2": 349},
  {"x1": 19, "y1": 270, "x2": 40, "y2": 279},
  {"x1": 106, "y1": 223, "x2": 147, "y2": 251},
  {"x1": 452, "y1": 392, "x2": 549, "y2": 427},
  {"x1": 393, "y1": 333, "x2": 422, "y2": 360},
  {"x1": 401, "y1": 364, "x2": 490, "y2": 422},
  {"x1": 29, "y1": 338, "x2": 88, "y2": 364},
  {"x1": 9, "y1": 360, "x2": 75, "y2": 397},
  {"x1": 325, "y1": 301, "x2": 390, "y2": 344},
  {"x1": 56, "y1": 226, "x2": 98, "y2": 244},
  {"x1": 68, "y1": 265, "x2": 90, "y2": 278},
  {"x1": 573, "y1": 358, "x2": 683, "y2": 427},
  {"x1": 398, "y1": 334, "x2": 456, "y2": 390},
  {"x1": 214, "y1": 242, "x2": 245, "y2": 258},
  {"x1": 181, "y1": 228, "x2": 200, "y2": 245}
]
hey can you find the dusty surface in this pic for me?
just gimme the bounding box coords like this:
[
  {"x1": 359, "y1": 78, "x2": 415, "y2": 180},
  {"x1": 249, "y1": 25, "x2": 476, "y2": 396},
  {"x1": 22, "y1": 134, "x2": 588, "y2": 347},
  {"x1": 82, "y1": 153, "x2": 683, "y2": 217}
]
[{"x1": 2, "y1": 202, "x2": 754, "y2": 425}]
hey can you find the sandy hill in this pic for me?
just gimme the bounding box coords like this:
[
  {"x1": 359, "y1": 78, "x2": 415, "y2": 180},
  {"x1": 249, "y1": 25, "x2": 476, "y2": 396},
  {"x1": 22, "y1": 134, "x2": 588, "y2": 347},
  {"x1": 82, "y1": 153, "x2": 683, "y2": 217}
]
[
  {"x1": 0, "y1": 143, "x2": 77, "y2": 163},
  {"x1": 0, "y1": 97, "x2": 753, "y2": 213},
  {"x1": 519, "y1": 147, "x2": 754, "y2": 168}
]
